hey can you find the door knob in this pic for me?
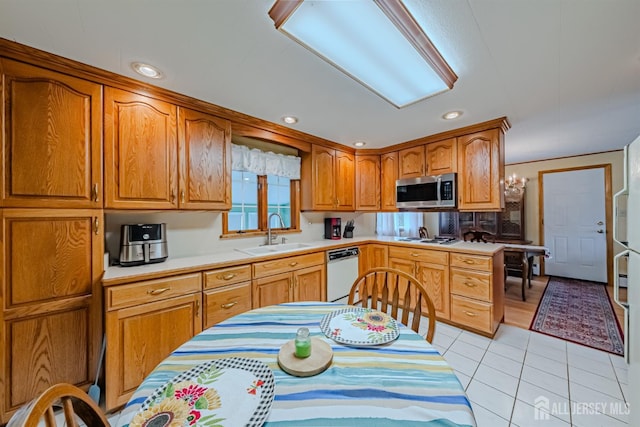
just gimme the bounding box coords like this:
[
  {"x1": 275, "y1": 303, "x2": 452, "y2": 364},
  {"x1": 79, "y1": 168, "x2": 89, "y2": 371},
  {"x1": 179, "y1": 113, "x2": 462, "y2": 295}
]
[{"x1": 597, "y1": 229, "x2": 604, "y2": 234}]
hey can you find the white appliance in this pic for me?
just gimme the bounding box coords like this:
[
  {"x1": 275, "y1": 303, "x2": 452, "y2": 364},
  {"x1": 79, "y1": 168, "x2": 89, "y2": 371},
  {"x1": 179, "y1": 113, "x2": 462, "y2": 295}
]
[
  {"x1": 613, "y1": 135, "x2": 640, "y2": 424},
  {"x1": 326, "y1": 247, "x2": 359, "y2": 303}
]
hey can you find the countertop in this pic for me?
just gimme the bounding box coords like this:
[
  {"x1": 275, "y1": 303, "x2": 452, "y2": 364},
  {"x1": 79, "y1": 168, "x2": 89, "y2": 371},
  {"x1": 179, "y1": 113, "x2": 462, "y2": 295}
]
[{"x1": 103, "y1": 235, "x2": 504, "y2": 285}]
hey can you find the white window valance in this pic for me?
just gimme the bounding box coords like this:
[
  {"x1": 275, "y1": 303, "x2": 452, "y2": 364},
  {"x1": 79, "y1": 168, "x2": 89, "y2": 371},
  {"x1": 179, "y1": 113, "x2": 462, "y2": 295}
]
[{"x1": 231, "y1": 144, "x2": 301, "y2": 179}]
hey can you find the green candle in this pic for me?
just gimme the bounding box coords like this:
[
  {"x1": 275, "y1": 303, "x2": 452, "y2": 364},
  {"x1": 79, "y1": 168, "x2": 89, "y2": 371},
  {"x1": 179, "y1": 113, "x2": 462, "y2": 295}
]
[{"x1": 295, "y1": 327, "x2": 311, "y2": 358}]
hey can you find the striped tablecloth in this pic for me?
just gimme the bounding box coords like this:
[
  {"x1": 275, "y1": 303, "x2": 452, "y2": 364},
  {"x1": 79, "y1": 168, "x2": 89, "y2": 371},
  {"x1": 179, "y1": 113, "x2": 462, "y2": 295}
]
[{"x1": 116, "y1": 302, "x2": 476, "y2": 427}]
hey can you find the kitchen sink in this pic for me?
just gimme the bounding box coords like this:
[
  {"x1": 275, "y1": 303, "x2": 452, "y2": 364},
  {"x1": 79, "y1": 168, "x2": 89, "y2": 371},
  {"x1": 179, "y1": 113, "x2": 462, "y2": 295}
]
[{"x1": 235, "y1": 242, "x2": 312, "y2": 256}]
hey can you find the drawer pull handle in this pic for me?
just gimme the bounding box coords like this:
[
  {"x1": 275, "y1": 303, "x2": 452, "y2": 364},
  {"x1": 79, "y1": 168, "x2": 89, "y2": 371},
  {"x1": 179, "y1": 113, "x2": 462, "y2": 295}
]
[
  {"x1": 148, "y1": 287, "x2": 171, "y2": 295},
  {"x1": 411, "y1": 253, "x2": 419, "y2": 257},
  {"x1": 221, "y1": 301, "x2": 238, "y2": 309},
  {"x1": 464, "y1": 282, "x2": 477, "y2": 287},
  {"x1": 464, "y1": 259, "x2": 475, "y2": 264},
  {"x1": 463, "y1": 310, "x2": 477, "y2": 317},
  {"x1": 219, "y1": 273, "x2": 236, "y2": 280},
  {"x1": 289, "y1": 261, "x2": 298, "y2": 267}
]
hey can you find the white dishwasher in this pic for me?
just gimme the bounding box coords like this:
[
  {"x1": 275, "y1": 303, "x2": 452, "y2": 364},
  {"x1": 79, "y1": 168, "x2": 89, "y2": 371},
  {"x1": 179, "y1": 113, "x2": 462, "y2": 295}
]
[{"x1": 326, "y1": 247, "x2": 360, "y2": 303}]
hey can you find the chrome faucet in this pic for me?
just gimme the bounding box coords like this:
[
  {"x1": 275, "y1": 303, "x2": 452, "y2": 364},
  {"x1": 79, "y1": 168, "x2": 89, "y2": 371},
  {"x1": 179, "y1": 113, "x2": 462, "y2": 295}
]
[{"x1": 267, "y1": 212, "x2": 285, "y2": 245}]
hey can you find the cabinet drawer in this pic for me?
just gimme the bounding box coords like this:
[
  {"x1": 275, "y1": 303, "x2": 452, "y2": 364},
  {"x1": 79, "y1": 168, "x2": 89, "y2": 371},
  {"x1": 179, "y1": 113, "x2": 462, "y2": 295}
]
[
  {"x1": 450, "y1": 295, "x2": 492, "y2": 333},
  {"x1": 450, "y1": 253, "x2": 492, "y2": 271},
  {"x1": 204, "y1": 265, "x2": 251, "y2": 290},
  {"x1": 253, "y1": 252, "x2": 324, "y2": 279},
  {"x1": 106, "y1": 273, "x2": 201, "y2": 310},
  {"x1": 450, "y1": 268, "x2": 491, "y2": 301},
  {"x1": 203, "y1": 282, "x2": 251, "y2": 328},
  {"x1": 388, "y1": 246, "x2": 448, "y2": 265}
]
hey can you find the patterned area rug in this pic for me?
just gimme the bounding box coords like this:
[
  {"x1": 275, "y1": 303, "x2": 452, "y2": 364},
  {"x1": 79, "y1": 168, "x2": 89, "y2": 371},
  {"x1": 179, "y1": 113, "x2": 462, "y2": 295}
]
[{"x1": 530, "y1": 276, "x2": 624, "y2": 355}]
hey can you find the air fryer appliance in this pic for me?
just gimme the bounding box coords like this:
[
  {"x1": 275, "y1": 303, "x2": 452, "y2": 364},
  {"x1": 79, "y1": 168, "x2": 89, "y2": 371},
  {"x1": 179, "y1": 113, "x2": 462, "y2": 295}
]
[
  {"x1": 119, "y1": 223, "x2": 168, "y2": 266},
  {"x1": 324, "y1": 218, "x2": 342, "y2": 240}
]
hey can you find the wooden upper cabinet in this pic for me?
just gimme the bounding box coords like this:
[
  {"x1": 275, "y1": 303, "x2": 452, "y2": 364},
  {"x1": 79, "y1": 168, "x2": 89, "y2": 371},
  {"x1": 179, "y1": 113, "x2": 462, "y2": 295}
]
[
  {"x1": 426, "y1": 138, "x2": 456, "y2": 175},
  {"x1": 1, "y1": 59, "x2": 102, "y2": 208},
  {"x1": 301, "y1": 145, "x2": 354, "y2": 211},
  {"x1": 178, "y1": 107, "x2": 231, "y2": 210},
  {"x1": 398, "y1": 146, "x2": 425, "y2": 179},
  {"x1": 380, "y1": 152, "x2": 398, "y2": 211},
  {"x1": 335, "y1": 150, "x2": 355, "y2": 210},
  {"x1": 457, "y1": 129, "x2": 504, "y2": 211},
  {"x1": 355, "y1": 154, "x2": 380, "y2": 211},
  {"x1": 104, "y1": 87, "x2": 178, "y2": 209}
]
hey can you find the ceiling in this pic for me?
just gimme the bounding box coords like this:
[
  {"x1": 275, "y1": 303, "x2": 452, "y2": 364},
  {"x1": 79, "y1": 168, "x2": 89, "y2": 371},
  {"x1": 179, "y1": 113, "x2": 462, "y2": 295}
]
[{"x1": 1, "y1": 0, "x2": 639, "y2": 164}]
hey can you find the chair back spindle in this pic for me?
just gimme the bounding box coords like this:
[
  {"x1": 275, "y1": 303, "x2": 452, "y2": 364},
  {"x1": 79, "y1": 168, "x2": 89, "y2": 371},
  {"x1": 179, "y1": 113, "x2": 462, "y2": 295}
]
[{"x1": 348, "y1": 267, "x2": 436, "y2": 343}]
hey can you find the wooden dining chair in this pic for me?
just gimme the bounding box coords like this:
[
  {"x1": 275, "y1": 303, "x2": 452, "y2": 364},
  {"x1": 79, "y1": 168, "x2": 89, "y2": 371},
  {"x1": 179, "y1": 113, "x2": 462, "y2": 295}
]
[
  {"x1": 7, "y1": 383, "x2": 110, "y2": 427},
  {"x1": 348, "y1": 267, "x2": 436, "y2": 343}
]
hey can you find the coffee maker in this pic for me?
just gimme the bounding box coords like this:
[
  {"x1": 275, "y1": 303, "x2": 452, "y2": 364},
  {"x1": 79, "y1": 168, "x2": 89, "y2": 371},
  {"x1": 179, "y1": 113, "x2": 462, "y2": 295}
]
[
  {"x1": 119, "y1": 223, "x2": 168, "y2": 266},
  {"x1": 324, "y1": 218, "x2": 341, "y2": 240}
]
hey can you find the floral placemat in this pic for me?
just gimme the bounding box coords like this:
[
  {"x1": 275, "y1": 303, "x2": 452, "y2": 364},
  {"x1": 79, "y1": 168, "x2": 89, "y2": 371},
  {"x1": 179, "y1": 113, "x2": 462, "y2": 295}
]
[
  {"x1": 126, "y1": 357, "x2": 275, "y2": 427},
  {"x1": 320, "y1": 308, "x2": 399, "y2": 346}
]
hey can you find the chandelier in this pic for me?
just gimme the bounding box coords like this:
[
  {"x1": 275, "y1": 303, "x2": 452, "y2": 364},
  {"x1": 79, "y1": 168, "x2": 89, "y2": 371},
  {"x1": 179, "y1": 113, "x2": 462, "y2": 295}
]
[{"x1": 504, "y1": 173, "x2": 528, "y2": 201}]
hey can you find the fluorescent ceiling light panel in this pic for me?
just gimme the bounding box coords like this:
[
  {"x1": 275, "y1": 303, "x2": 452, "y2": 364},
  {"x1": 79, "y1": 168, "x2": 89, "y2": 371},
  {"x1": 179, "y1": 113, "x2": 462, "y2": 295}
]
[{"x1": 269, "y1": 0, "x2": 457, "y2": 108}]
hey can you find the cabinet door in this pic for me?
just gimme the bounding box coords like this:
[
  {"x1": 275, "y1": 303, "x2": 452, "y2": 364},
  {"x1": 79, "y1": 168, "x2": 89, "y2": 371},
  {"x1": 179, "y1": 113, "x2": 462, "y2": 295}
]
[
  {"x1": 457, "y1": 129, "x2": 504, "y2": 211},
  {"x1": 416, "y1": 262, "x2": 450, "y2": 319},
  {"x1": 294, "y1": 265, "x2": 325, "y2": 302},
  {"x1": 310, "y1": 145, "x2": 335, "y2": 210},
  {"x1": 359, "y1": 244, "x2": 389, "y2": 275},
  {"x1": 388, "y1": 257, "x2": 415, "y2": 277},
  {"x1": 355, "y1": 155, "x2": 380, "y2": 211},
  {"x1": 104, "y1": 87, "x2": 178, "y2": 209},
  {"x1": 1, "y1": 59, "x2": 102, "y2": 208},
  {"x1": 0, "y1": 209, "x2": 103, "y2": 422},
  {"x1": 105, "y1": 293, "x2": 202, "y2": 410},
  {"x1": 398, "y1": 146, "x2": 425, "y2": 179},
  {"x1": 335, "y1": 150, "x2": 355, "y2": 211},
  {"x1": 438, "y1": 212, "x2": 459, "y2": 238},
  {"x1": 178, "y1": 107, "x2": 231, "y2": 210},
  {"x1": 500, "y1": 197, "x2": 525, "y2": 240},
  {"x1": 426, "y1": 138, "x2": 456, "y2": 175},
  {"x1": 252, "y1": 272, "x2": 291, "y2": 308},
  {"x1": 380, "y1": 152, "x2": 398, "y2": 211}
]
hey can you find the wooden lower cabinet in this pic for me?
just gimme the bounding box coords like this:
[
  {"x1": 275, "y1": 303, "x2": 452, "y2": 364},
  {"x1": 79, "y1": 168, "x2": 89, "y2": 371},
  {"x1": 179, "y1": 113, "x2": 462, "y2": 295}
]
[
  {"x1": 104, "y1": 273, "x2": 202, "y2": 410},
  {"x1": 449, "y1": 251, "x2": 504, "y2": 336},
  {"x1": 252, "y1": 253, "x2": 325, "y2": 308},
  {"x1": 358, "y1": 244, "x2": 389, "y2": 275},
  {"x1": 203, "y1": 264, "x2": 252, "y2": 328},
  {"x1": 0, "y1": 209, "x2": 103, "y2": 423},
  {"x1": 388, "y1": 246, "x2": 450, "y2": 319}
]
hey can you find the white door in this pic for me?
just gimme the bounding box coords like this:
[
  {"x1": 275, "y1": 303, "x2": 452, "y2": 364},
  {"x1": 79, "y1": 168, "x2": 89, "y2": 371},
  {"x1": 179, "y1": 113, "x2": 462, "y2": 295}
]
[{"x1": 542, "y1": 167, "x2": 607, "y2": 282}]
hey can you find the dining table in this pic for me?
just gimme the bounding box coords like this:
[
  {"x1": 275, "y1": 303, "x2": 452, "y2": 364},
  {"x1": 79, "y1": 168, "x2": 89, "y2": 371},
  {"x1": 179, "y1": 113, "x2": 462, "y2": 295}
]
[
  {"x1": 503, "y1": 243, "x2": 550, "y2": 301},
  {"x1": 115, "y1": 302, "x2": 476, "y2": 427}
]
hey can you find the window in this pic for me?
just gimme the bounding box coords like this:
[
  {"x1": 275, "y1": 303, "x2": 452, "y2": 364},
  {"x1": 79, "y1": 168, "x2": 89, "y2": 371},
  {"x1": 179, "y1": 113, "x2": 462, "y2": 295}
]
[
  {"x1": 267, "y1": 175, "x2": 292, "y2": 227},
  {"x1": 376, "y1": 212, "x2": 424, "y2": 237},
  {"x1": 224, "y1": 172, "x2": 299, "y2": 235},
  {"x1": 228, "y1": 171, "x2": 259, "y2": 231}
]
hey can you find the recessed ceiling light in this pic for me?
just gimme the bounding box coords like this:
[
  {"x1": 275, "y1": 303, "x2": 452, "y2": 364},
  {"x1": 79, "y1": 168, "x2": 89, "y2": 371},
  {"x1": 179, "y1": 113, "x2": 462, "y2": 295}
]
[
  {"x1": 442, "y1": 110, "x2": 462, "y2": 120},
  {"x1": 282, "y1": 116, "x2": 298, "y2": 124},
  {"x1": 353, "y1": 141, "x2": 367, "y2": 147},
  {"x1": 131, "y1": 62, "x2": 163, "y2": 79}
]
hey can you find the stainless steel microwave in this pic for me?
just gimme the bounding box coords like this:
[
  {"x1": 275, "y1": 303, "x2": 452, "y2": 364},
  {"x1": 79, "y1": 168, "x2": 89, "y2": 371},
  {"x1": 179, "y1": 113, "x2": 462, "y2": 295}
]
[{"x1": 396, "y1": 173, "x2": 457, "y2": 209}]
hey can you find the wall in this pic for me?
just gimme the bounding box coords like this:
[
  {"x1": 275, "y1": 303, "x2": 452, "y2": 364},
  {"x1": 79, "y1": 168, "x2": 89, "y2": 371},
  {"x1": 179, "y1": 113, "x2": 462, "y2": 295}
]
[
  {"x1": 505, "y1": 150, "x2": 624, "y2": 246},
  {"x1": 104, "y1": 211, "x2": 377, "y2": 263}
]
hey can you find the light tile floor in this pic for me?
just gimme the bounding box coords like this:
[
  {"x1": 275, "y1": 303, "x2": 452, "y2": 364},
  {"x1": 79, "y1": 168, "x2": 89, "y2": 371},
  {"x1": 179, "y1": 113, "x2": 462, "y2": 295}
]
[{"x1": 422, "y1": 319, "x2": 630, "y2": 427}]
